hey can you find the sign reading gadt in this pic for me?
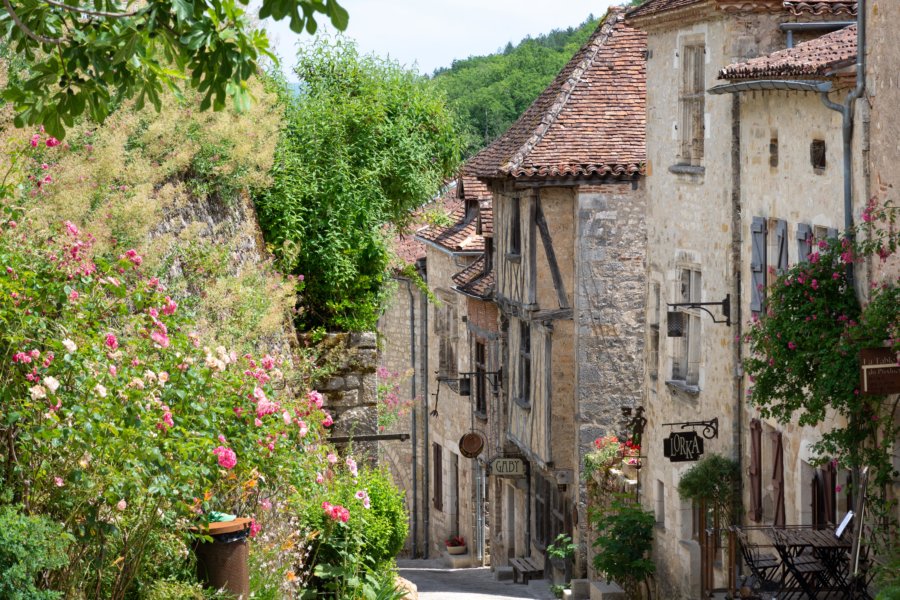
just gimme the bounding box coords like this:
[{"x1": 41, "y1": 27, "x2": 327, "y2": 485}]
[
  {"x1": 663, "y1": 431, "x2": 704, "y2": 462},
  {"x1": 490, "y1": 457, "x2": 526, "y2": 478}
]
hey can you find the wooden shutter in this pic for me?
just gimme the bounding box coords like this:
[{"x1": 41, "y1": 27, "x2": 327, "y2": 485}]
[
  {"x1": 433, "y1": 443, "x2": 443, "y2": 511},
  {"x1": 775, "y1": 219, "x2": 788, "y2": 274},
  {"x1": 771, "y1": 431, "x2": 785, "y2": 527},
  {"x1": 750, "y1": 217, "x2": 767, "y2": 315},
  {"x1": 823, "y1": 461, "x2": 836, "y2": 526},
  {"x1": 749, "y1": 419, "x2": 762, "y2": 522},
  {"x1": 796, "y1": 223, "x2": 812, "y2": 262}
]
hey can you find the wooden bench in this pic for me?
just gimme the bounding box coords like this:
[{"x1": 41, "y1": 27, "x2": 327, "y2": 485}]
[{"x1": 509, "y1": 557, "x2": 543, "y2": 584}]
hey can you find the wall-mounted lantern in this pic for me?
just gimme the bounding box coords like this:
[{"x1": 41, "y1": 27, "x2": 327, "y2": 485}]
[{"x1": 666, "y1": 294, "x2": 731, "y2": 337}]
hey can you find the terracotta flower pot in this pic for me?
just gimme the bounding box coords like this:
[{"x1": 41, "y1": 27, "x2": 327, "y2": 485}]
[{"x1": 447, "y1": 544, "x2": 467, "y2": 555}]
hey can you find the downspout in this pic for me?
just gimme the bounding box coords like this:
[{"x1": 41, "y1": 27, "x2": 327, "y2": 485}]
[
  {"x1": 405, "y1": 278, "x2": 419, "y2": 558},
  {"x1": 819, "y1": 3, "x2": 866, "y2": 585},
  {"x1": 418, "y1": 257, "x2": 431, "y2": 559},
  {"x1": 525, "y1": 459, "x2": 532, "y2": 558},
  {"x1": 819, "y1": 0, "x2": 866, "y2": 286},
  {"x1": 729, "y1": 91, "x2": 745, "y2": 600}
]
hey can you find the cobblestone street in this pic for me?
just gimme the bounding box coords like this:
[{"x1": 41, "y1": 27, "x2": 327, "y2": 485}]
[{"x1": 397, "y1": 560, "x2": 554, "y2": 600}]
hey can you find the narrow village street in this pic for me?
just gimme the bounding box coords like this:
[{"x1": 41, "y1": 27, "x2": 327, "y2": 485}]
[{"x1": 398, "y1": 560, "x2": 554, "y2": 600}]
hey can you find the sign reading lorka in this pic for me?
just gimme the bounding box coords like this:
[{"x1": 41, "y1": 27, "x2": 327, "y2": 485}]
[
  {"x1": 663, "y1": 431, "x2": 704, "y2": 462},
  {"x1": 860, "y1": 348, "x2": 900, "y2": 395},
  {"x1": 490, "y1": 457, "x2": 526, "y2": 478}
]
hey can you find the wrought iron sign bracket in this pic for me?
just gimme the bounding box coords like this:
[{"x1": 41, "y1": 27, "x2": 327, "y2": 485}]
[
  {"x1": 667, "y1": 293, "x2": 732, "y2": 329},
  {"x1": 661, "y1": 417, "x2": 719, "y2": 440},
  {"x1": 438, "y1": 369, "x2": 502, "y2": 396}
]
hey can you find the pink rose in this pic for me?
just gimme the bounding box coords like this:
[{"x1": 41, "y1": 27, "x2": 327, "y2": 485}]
[
  {"x1": 46, "y1": 137, "x2": 61, "y2": 148},
  {"x1": 105, "y1": 333, "x2": 119, "y2": 350},
  {"x1": 213, "y1": 446, "x2": 237, "y2": 469},
  {"x1": 116, "y1": 499, "x2": 127, "y2": 511}
]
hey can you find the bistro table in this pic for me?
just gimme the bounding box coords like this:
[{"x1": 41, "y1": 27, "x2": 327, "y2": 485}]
[{"x1": 765, "y1": 526, "x2": 852, "y2": 599}]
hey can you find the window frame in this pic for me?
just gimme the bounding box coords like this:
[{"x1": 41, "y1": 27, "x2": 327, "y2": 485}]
[
  {"x1": 671, "y1": 267, "x2": 701, "y2": 387},
  {"x1": 508, "y1": 196, "x2": 522, "y2": 258},
  {"x1": 678, "y1": 41, "x2": 706, "y2": 166},
  {"x1": 474, "y1": 339, "x2": 487, "y2": 418},
  {"x1": 516, "y1": 320, "x2": 532, "y2": 408}
]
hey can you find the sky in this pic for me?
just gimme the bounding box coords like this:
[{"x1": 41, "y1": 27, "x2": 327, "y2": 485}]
[{"x1": 263, "y1": 0, "x2": 621, "y2": 80}]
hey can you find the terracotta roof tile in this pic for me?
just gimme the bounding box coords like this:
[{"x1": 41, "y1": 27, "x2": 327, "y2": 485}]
[
  {"x1": 415, "y1": 171, "x2": 493, "y2": 254},
  {"x1": 626, "y1": 0, "x2": 704, "y2": 19},
  {"x1": 783, "y1": 0, "x2": 856, "y2": 16},
  {"x1": 390, "y1": 190, "x2": 463, "y2": 265},
  {"x1": 452, "y1": 255, "x2": 494, "y2": 299},
  {"x1": 468, "y1": 9, "x2": 646, "y2": 181},
  {"x1": 719, "y1": 24, "x2": 856, "y2": 80}
]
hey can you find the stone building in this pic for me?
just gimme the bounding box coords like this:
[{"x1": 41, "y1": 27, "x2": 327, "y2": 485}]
[
  {"x1": 468, "y1": 8, "x2": 647, "y2": 576},
  {"x1": 629, "y1": 0, "x2": 873, "y2": 597}
]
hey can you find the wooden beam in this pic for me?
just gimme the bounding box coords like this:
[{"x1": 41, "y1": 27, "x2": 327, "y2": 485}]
[
  {"x1": 532, "y1": 308, "x2": 574, "y2": 321},
  {"x1": 534, "y1": 191, "x2": 570, "y2": 310}
]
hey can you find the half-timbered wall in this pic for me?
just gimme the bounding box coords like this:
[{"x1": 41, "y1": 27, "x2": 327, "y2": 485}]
[{"x1": 495, "y1": 187, "x2": 537, "y2": 310}]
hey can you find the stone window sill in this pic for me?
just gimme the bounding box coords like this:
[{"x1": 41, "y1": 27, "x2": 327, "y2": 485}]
[
  {"x1": 668, "y1": 164, "x2": 706, "y2": 177},
  {"x1": 665, "y1": 379, "x2": 701, "y2": 396}
]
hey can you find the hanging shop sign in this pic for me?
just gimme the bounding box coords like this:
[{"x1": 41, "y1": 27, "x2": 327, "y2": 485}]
[
  {"x1": 490, "y1": 457, "x2": 526, "y2": 478},
  {"x1": 663, "y1": 431, "x2": 705, "y2": 462},
  {"x1": 459, "y1": 432, "x2": 485, "y2": 459},
  {"x1": 860, "y1": 348, "x2": 900, "y2": 395}
]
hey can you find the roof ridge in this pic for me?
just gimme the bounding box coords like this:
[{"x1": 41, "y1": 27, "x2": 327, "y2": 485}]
[{"x1": 501, "y1": 9, "x2": 624, "y2": 175}]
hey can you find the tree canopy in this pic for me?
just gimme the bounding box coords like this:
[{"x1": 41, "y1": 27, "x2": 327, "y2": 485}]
[
  {"x1": 431, "y1": 15, "x2": 598, "y2": 156},
  {"x1": 0, "y1": 0, "x2": 348, "y2": 139},
  {"x1": 254, "y1": 38, "x2": 461, "y2": 332}
]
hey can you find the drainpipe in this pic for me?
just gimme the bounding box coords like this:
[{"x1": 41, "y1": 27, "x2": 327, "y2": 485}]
[
  {"x1": 525, "y1": 460, "x2": 532, "y2": 558},
  {"x1": 418, "y1": 257, "x2": 431, "y2": 559},
  {"x1": 819, "y1": 0, "x2": 866, "y2": 287},
  {"x1": 405, "y1": 278, "x2": 419, "y2": 559}
]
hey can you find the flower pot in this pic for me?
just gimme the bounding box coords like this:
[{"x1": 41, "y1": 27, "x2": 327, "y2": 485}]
[
  {"x1": 446, "y1": 544, "x2": 467, "y2": 555},
  {"x1": 192, "y1": 518, "x2": 251, "y2": 598}
]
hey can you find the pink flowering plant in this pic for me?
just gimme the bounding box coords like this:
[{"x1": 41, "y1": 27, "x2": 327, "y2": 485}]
[
  {"x1": 0, "y1": 209, "x2": 340, "y2": 595},
  {"x1": 375, "y1": 365, "x2": 413, "y2": 431},
  {"x1": 744, "y1": 200, "x2": 899, "y2": 527}
]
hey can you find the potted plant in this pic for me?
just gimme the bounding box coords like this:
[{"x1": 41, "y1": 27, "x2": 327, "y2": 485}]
[
  {"x1": 546, "y1": 533, "x2": 576, "y2": 585},
  {"x1": 445, "y1": 535, "x2": 467, "y2": 555}
]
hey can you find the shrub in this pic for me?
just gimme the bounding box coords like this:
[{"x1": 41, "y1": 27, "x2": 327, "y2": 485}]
[
  {"x1": 676, "y1": 454, "x2": 740, "y2": 525},
  {"x1": 0, "y1": 505, "x2": 71, "y2": 600},
  {"x1": 254, "y1": 37, "x2": 460, "y2": 331},
  {"x1": 590, "y1": 497, "x2": 655, "y2": 600}
]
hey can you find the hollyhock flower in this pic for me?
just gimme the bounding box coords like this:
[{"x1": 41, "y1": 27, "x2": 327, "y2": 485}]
[
  {"x1": 30, "y1": 385, "x2": 47, "y2": 400},
  {"x1": 43, "y1": 376, "x2": 60, "y2": 394},
  {"x1": 105, "y1": 333, "x2": 119, "y2": 350},
  {"x1": 46, "y1": 137, "x2": 60, "y2": 147},
  {"x1": 283, "y1": 410, "x2": 292, "y2": 425},
  {"x1": 252, "y1": 386, "x2": 267, "y2": 402},
  {"x1": 346, "y1": 457, "x2": 358, "y2": 477},
  {"x1": 298, "y1": 420, "x2": 308, "y2": 437},
  {"x1": 157, "y1": 406, "x2": 174, "y2": 432},
  {"x1": 54, "y1": 476, "x2": 64, "y2": 487},
  {"x1": 322, "y1": 413, "x2": 334, "y2": 428},
  {"x1": 213, "y1": 446, "x2": 237, "y2": 469},
  {"x1": 327, "y1": 452, "x2": 338, "y2": 465},
  {"x1": 316, "y1": 472, "x2": 325, "y2": 484},
  {"x1": 254, "y1": 418, "x2": 263, "y2": 427}
]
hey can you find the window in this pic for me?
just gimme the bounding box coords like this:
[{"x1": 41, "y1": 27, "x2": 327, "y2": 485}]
[
  {"x1": 769, "y1": 132, "x2": 779, "y2": 168},
  {"x1": 509, "y1": 196, "x2": 521, "y2": 256},
  {"x1": 474, "y1": 340, "x2": 487, "y2": 417},
  {"x1": 436, "y1": 294, "x2": 458, "y2": 379},
  {"x1": 656, "y1": 480, "x2": 666, "y2": 527},
  {"x1": 770, "y1": 218, "x2": 788, "y2": 275},
  {"x1": 433, "y1": 443, "x2": 443, "y2": 511},
  {"x1": 518, "y1": 320, "x2": 531, "y2": 406},
  {"x1": 679, "y1": 43, "x2": 706, "y2": 165},
  {"x1": 810, "y1": 139, "x2": 826, "y2": 170},
  {"x1": 672, "y1": 268, "x2": 701, "y2": 386},
  {"x1": 648, "y1": 283, "x2": 660, "y2": 380},
  {"x1": 534, "y1": 474, "x2": 567, "y2": 548}
]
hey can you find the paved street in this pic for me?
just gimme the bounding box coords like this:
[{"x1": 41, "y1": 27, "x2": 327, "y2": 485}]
[{"x1": 398, "y1": 560, "x2": 554, "y2": 600}]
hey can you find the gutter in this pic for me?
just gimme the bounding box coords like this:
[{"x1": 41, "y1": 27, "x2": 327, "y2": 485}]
[
  {"x1": 405, "y1": 278, "x2": 419, "y2": 559},
  {"x1": 417, "y1": 257, "x2": 431, "y2": 559},
  {"x1": 708, "y1": 80, "x2": 833, "y2": 95}
]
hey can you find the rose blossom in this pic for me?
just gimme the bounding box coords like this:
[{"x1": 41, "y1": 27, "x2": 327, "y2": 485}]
[
  {"x1": 213, "y1": 446, "x2": 237, "y2": 469},
  {"x1": 105, "y1": 333, "x2": 119, "y2": 350},
  {"x1": 62, "y1": 339, "x2": 77, "y2": 353},
  {"x1": 43, "y1": 376, "x2": 60, "y2": 394}
]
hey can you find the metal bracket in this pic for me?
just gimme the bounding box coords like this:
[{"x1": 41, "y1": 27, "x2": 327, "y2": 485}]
[
  {"x1": 662, "y1": 417, "x2": 719, "y2": 440},
  {"x1": 667, "y1": 293, "x2": 731, "y2": 326}
]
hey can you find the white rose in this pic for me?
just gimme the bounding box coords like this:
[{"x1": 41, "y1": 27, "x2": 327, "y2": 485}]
[
  {"x1": 29, "y1": 385, "x2": 47, "y2": 400},
  {"x1": 94, "y1": 384, "x2": 107, "y2": 398},
  {"x1": 62, "y1": 339, "x2": 77, "y2": 353},
  {"x1": 43, "y1": 376, "x2": 60, "y2": 394}
]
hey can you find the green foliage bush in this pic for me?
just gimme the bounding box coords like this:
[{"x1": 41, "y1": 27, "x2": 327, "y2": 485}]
[
  {"x1": 676, "y1": 454, "x2": 740, "y2": 524},
  {"x1": 255, "y1": 37, "x2": 460, "y2": 332},
  {"x1": 590, "y1": 496, "x2": 655, "y2": 600},
  {"x1": 0, "y1": 505, "x2": 71, "y2": 600}
]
